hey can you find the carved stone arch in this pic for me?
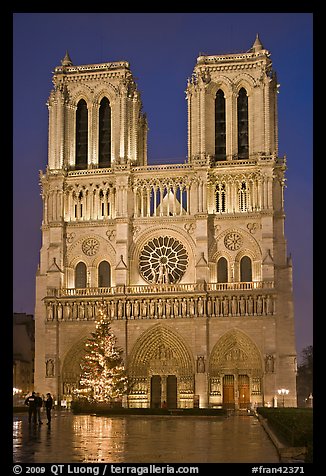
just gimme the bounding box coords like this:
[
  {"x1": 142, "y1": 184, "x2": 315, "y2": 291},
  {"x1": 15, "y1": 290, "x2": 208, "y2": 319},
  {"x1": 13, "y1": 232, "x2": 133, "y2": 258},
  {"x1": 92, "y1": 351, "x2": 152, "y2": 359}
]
[
  {"x1": 218, "y1": 227, "x2": 262, "y2": 257},
  {"x1": 206, "y1": 76, "x2": 233, "y2": 98},
  {"x1": 128, "y1": 323, "x2": 195, "y2": 378},
  {"x1": 67, "y1": 234, "x2": 115, "y2": 267},
  {"x1": 233, "y1": 73, "x2": 255, "y2": 96},
  {"x1": 215, "y1": 227, "x2": 262, "y2": 282},
  {"x1": 61, "y1": 336, "x2": 89, "y2": 395},
  {"x1": 209, "y1": 247, "x2": 232, "y2": 283},
  {"x1": 212, "y1": 249, "x2": 233, "y2": 263},
  {"x1": 235, "y1": 246, "x2": 258, "y2": 263},
  {"x1": 209, "y1": 328, "x2": 263, "y2": 377},
  {"x1": 71, "y1": 87, "x2": 93, "y2": 109},
  {"x1": 131, "y1": 225, "x2": 196, "y2": 260},
  {"x1": 91, "y1": 252, "x2": 114, "y2": 269},
  {"x1": 67, "y1": 255, "x2": 88, "y2": 273},
  {"x1": 235, "y1": 246, "x2": 261, "y2": 283},
  {"x1": 93, "y1": 83, "x2": 119, "y2": 105}
]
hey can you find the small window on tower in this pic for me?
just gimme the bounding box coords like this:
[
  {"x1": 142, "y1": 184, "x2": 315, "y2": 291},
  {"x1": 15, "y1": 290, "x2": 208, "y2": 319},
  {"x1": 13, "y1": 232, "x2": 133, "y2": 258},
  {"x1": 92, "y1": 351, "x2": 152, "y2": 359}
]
[
  {"x1": 239, "y1": 182, "x2": 248, "y2": 211},
  {"x1": 215, "y1": 184, "x2": 226, "y2": 212}
]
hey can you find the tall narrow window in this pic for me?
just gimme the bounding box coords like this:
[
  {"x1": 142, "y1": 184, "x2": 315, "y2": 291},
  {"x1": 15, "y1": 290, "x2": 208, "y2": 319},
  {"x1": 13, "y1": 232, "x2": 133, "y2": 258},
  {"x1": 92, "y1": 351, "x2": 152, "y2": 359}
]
[
  {"x1": 217, "y1": 257, "x2": 228, "y2": 283},
  {"x1": 99, "y1": 97, "x2": 111, "y2": 168},
  {"x1": 98, "y1": 261, "x2": 111, "y2": 287},
  {"x1": 240, "y1": 256, "x2": 252, "y2": 282},
  {"x1": 75, "y1": 99, "x2": 88, "y2": 169},
  {"x1": 75, "y1": 262, "x2": 87, "y2": 288},
  {"x1": 239, "y1": 182, "x2": 248, "y2": 211},
  {"x1": 237, "y1": 88, "x2": 248, "y2": 159},
  {"x1": 215, "y1": 184, "x2": 226, "y2": 212},
  {"x1": 215, "y1": 90, "x2": 226, "y2": 161}
]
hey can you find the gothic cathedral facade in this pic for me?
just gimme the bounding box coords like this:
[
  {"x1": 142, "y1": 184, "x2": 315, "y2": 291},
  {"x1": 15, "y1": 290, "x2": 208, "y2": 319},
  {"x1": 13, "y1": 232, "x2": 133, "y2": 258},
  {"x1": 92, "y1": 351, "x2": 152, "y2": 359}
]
[{"x1": 34, "y1": 36, "x2": 297, "y2": 408}]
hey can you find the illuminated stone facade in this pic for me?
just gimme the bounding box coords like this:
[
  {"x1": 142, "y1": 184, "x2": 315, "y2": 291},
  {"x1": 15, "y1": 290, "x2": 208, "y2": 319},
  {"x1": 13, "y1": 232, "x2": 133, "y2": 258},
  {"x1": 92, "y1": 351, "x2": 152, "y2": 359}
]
[{"x1": 34, "y1": 37, "x2": 297, "y2": 408}]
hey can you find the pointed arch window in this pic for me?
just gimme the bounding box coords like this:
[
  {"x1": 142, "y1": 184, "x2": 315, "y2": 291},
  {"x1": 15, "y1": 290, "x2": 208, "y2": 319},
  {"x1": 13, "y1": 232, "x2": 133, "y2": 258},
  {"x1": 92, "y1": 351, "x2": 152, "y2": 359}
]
[
  {"x1": 217, "y1": 257, "x2": 228, "y2": 283},
  {"x1": 239, "y1": 181, "x2": 249, "y2": 211},
  {"x1": 75, "y1": 262, "x2": 87, "y2": 288},
  {"x1": 240, "y1": 256, "x2": 252, "y2": 282},
  {"x1": 99, "y1": 97, "x2": 111, "y2": 168},
  {"x1": 75, "y1": 99, "x2": 88, "y2": 169},
  {"x1": 237, "y1": 88, "x2": 248, "y2": 159},
  {"x1": 98, "y1": 261, "x2": 111, "y2": 287},
  {"x1": 215, "y1": 183, "x2": 226, "y2": 212},
  {"x1": 215, "y1": 89, "x2": 226, "y2": 161}
]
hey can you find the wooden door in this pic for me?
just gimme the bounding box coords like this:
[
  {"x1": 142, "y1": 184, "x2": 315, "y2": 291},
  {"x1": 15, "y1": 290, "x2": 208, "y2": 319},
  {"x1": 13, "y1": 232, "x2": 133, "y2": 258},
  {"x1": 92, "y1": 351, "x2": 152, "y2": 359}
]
[
  {"x1": 238, "y1": 374, "x2": 250, "y2": 409},
  {"x1": 167, "y1": 375, "x2": 177, "y2": 409},
  {"x1": 151, "y1": 375, "x2": 161, "y2": 408},
  {"x1": 223, "y1": 375, "x2": 235, "y2": 409}
]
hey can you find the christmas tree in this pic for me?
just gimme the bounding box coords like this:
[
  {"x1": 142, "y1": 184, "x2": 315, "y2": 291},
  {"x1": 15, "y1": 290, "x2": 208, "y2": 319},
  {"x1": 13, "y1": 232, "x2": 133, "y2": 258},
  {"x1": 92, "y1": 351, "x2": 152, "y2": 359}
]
[{"x1": 77, "y1": 301, "x2": 128, "y2": 402}]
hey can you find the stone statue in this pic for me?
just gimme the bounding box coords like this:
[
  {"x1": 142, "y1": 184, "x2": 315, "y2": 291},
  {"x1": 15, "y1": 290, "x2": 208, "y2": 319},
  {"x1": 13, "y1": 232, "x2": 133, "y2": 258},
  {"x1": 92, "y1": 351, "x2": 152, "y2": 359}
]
[
  {"x1": 173, "y1": 299, "x2": 179, "y2": 317},
  {"x1": 165, "y1": 299, "x2": 171, "y2": 318},
  {"x1": 118, "y1": 300, "x2": 124, "y2": 318},
  {"x1": 197, "y1": 356, "x2": 205, "y2": 373},
  {"x1": 46, "y1": 359, "x2": 54, "y2": 377},
  {"x1": 197, "y1": 297, "x2": 204, "y2": 316},
  {"x1": 126, "y1": 300, "x2": 131, "y2": 318},
  {"x1": 265, "y1": 354, "x2": 275, "y2": 373}
]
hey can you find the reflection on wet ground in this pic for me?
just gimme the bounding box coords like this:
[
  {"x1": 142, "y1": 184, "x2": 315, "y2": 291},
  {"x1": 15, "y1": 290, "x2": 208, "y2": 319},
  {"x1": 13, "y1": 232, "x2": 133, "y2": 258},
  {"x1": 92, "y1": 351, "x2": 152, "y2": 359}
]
[{"x1": 13, "y1": 411, "x2": 280, "y2": 463}]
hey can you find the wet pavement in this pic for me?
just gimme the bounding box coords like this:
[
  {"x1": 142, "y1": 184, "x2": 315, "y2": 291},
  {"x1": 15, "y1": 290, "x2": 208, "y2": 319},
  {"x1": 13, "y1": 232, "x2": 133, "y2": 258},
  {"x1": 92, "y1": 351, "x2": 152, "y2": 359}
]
[{"x1": 13, "y1": 410, "x2": 280, "y2": 463}]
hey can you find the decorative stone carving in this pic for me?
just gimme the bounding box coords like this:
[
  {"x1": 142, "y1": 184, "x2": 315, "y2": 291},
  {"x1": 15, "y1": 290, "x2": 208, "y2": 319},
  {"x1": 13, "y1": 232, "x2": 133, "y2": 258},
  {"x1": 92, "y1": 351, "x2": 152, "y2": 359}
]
[
  {"x1": 197, "y1": 356, "x2": 205, "y2": 373},
  {"x1": 265, "y1": 354, "x2": 275, "y2": 373},
  {"x1": 224, "y1": 232, "x2": 243, "y2": 251},
  {"x1": 46, "y1": 358, "x2": 55, "y2": 378},
  {"x1": 82, "y1": 238, "x2": 99, "y2": 256},
  {"x1": 247, "y1": 223, "x2": 259, "y2": 234}
]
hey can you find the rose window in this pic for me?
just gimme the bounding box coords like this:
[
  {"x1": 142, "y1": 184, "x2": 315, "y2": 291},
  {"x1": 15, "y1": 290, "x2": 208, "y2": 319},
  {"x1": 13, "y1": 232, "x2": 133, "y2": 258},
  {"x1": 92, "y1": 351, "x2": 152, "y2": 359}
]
[
  {"x1": 139, "y1": 236, "x2": 188, "y2": 284},
  {"x1": 224, "y1": 232, "x2": 243, "y2": 251},
  {"x1": 82, "y1": 238, "x2": 99, "y2": 256}
]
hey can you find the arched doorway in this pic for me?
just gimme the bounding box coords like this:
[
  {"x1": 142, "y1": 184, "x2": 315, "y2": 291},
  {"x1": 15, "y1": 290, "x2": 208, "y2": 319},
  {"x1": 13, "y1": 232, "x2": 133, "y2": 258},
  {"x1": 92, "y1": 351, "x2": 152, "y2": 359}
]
[
  {"x1": 61, "y1": 338, "x2": 87, "y2": 405},
  {"x1": 209, "y1": 329, "x2": 263, "y2": 409},
  {"x1": 128, "y1": 324, "x2": 194, "y2": 409}
]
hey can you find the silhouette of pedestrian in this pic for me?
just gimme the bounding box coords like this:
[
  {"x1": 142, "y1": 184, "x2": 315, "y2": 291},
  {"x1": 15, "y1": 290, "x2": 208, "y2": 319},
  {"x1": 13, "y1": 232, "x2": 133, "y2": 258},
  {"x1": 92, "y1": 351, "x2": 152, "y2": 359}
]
[
  {"x1": 45, "y1": 393, "x2": 54, "y2": 425},
  {"x1": 35, "y1": 393, "x2": 44, "y2": 424},
  {"x1": 25, "y1": 391, "x2": 37, "y2": 424}
]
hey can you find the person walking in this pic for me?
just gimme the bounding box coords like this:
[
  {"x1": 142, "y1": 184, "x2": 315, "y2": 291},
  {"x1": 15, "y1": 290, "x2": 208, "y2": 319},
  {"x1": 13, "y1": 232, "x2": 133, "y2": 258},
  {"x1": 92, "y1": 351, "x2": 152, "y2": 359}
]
[
  {"x1": 25, "y1": 391, "x2": 37, "y2": 425},
  {"x1": 45, "y1": 393, "x2": 54, "y2": 425},
  {"x1": 35, "y1": 393, "x2": 44, "y2": 424}
]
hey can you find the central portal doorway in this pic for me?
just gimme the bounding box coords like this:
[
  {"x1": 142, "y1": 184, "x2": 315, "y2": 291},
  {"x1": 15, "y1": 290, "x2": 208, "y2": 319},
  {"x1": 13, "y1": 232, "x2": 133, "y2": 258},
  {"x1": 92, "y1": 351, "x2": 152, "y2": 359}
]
[{"x1": 150, "y1": 375, "x2": 177, "y2": 409}]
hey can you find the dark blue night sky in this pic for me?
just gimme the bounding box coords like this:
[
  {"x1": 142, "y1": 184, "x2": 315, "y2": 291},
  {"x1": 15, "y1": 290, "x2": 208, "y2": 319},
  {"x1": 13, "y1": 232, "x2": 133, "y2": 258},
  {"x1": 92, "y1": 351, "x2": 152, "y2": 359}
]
[{"x1": 13, "y1": 12, "x2": 313, "y2": 359}]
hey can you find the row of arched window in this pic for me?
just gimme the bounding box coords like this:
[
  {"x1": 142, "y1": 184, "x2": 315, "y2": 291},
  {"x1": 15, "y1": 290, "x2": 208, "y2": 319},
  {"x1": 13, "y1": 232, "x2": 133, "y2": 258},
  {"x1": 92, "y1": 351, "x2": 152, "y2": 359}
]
[
  {"x1": 74, "y1": 256, "x2": 253, "y2": 288},
  {"x1": 76, "y1": 97, "x2": 111, "y2": 170},
  {"x1": 217, "y1": 256, "x2": 252, "y2": 283},
  {"x1": 215, "y1": 181, "x2": 249, "y2": 213},
  {"x1": 75, "y1": 88, "x2": 248, "y2": 168},
  {"x1": 215, "y1": 87, "x2": 248, "y2": 161},
  {"x1": 75, "y1": 261, "x2": 111, "y2": 288}
]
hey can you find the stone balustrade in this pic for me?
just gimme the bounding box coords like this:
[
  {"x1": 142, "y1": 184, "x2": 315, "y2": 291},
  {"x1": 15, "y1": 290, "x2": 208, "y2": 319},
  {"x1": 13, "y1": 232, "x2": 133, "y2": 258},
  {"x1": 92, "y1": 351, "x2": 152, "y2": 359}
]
[
  {"x1": 47, "y1": 281, "x2": 274, "y2": 298},
  {"x1": 44, "y1": 285, "x2": 276, "y2": 322}
]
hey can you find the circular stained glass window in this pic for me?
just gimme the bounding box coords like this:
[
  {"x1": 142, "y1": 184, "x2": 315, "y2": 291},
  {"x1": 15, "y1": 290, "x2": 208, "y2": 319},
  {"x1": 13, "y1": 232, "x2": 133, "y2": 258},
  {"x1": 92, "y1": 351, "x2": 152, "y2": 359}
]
[{"x1": 139, "y1": 236, "x2": 189, "y2": 284}]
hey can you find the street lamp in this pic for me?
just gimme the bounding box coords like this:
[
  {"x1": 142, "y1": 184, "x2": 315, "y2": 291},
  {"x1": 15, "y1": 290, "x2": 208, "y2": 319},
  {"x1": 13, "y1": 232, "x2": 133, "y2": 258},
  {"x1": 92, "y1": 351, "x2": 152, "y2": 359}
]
[{"x1": 277, "y1": 388, "x2": 289, "y2": 407}]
